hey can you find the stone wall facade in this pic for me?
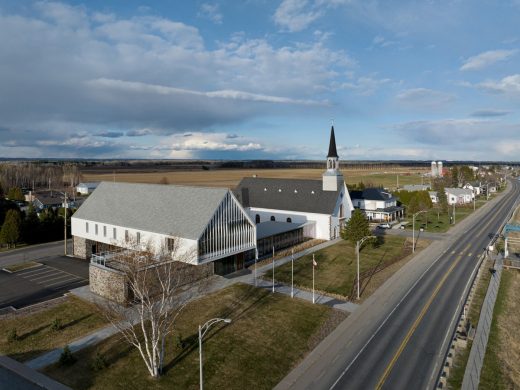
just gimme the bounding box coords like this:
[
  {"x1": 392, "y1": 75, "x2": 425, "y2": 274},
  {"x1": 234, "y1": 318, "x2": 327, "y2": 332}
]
[
  {"x1": 89, "y1": 260, "x2": 214, "y2": 304},
  {"x1": 89, "y1": 263, "x2": 127, "y2": 304},
  {"x1": 73, "y1": 236, "x2": 87, "y2": 259}
]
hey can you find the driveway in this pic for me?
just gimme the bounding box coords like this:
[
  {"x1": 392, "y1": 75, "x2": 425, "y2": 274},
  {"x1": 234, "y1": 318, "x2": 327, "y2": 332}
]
[{"x1": 0, "y1": 256, "x2": 89, "y2": 310}]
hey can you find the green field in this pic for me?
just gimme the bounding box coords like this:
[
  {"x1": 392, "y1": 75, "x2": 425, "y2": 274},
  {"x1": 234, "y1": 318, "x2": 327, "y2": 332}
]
[
  {"x1": 0, "y1": 296, "x2": 107, "y2": 362},
  {"x1": 44, "y1": 283, "x2": 339, "y2": 390},
  {"x1": 264, "y1": 236, "x2": 416, "y2": 299}
]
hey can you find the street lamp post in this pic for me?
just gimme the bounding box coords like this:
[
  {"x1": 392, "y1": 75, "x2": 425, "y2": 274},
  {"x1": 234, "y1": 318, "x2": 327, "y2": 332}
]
[
  {"x1": 199, "y1": 318, "x2": 231, "y2": 390},
  {"x1": 356, "y1": 235, "x2": 376, "y2": 300},
  {"x1": 412, "y1": 210, "x2": 427, "y2": 253}
]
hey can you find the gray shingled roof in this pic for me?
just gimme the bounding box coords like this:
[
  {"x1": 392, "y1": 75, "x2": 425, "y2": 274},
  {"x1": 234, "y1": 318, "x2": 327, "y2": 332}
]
[
  {"x1": 234, "y1": 177, "x2": 340, "y2": 214},
  {"x1": 72, "y1": 182, "x2": 228, "y2": 240},
  {"x1": 350, "y1": 188, "x2": 394, "y2": 202}
]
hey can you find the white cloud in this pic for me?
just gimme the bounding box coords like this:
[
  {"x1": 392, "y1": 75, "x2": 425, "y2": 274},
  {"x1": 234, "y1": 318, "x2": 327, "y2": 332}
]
[
  {"x1": 396, "y1": 88, "x2": 455, "y2": 107},
  {"x1": 460, "y1": 49, "x2": 517, "y2": 71},
  {"x1": 198, "y1": 3, "x2": 223, "y2": 24},
  {"x1": 274, "y1": 0, "x2": 322, "y2": 32},
  {"x1": 341, "y1": 76, "x2": 391, "y2": 95},
  {"x1": 478, "y1": 74, "x2": 520, "y2": 95}
]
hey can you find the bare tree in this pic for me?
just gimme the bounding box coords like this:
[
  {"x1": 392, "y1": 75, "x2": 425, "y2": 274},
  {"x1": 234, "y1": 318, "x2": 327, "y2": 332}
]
[{"x1": 95, "y1": 239, "x2": 210, "y2": 378}]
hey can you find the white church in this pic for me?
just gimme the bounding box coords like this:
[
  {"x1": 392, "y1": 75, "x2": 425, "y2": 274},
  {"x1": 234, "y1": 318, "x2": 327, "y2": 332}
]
[{"x1": 71, "y1": 126, "x2": 354, "y2": 283}]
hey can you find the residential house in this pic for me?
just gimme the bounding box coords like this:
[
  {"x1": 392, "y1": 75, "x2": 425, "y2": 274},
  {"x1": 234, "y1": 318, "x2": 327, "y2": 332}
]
[
  {"x1": 445, "y1": 188, "x2": 473, "y2": 205},
  {"x1": 429, "y1": 191, "x2": 438, "y2": 204},
  {"x1": 463, "y1": 181, "x2": 482, "y2": 196},
  {"x1": 32, "y1": 191, "x2": 65, "y2": 212},
  {"x1": 76, "y1": 182, "x2": 100, "y2": 195},
  {"x1": 349, "y1": 188, "x2": 404, "y2": 222}
]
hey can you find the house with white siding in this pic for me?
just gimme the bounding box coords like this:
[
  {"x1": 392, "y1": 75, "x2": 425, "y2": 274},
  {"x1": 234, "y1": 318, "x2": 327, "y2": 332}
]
[{"x1": 445, "y1": 188, "x2": 473, "y2": 205}]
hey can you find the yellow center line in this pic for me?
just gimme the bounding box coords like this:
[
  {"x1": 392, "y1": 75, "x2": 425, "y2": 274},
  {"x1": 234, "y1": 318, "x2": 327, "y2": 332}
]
[{"x1": 375, "y1": 243, "x2": 471, "y2": 389}]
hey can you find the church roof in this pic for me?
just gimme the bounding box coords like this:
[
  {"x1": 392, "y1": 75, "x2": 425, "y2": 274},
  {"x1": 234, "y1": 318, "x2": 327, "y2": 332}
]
[
  {"x1": 234, "y1": 177, "x2": 341, "y2": 215},
  {"x1": 72, "y1": 182, "x2": 229, "y2": 240},
  {"x1": 327, "y1": 126, "x2": 339, "y2": 158}
]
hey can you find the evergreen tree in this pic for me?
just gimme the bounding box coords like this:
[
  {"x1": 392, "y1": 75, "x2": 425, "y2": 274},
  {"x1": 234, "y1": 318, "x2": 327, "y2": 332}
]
[
  {"x1": 0, "y1": 209, "x2": 22, "y2": 248},
  {"x1": 341, "y1": 209, "x2": 370, "y2": 243},
  {"x1": 22, "y1": 204, "x2": 41, "y2": 244},
  {"x1": 7, "y1": 187, "x2": 24, "y2": 201}
]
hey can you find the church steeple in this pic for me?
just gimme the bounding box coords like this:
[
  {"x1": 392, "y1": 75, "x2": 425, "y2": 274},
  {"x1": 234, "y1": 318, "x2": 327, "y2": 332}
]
[
  {"x1": 323, "y1": 124, "x2": 344, "y2": 191},
  {"x1": 327, "y1": 126, "x2": 339, "y2": 158}
]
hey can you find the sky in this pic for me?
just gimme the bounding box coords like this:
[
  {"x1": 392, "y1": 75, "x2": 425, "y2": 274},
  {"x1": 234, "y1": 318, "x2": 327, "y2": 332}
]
[{"x1": 0, "y1": 0, "x2": 519, "y2": 161}]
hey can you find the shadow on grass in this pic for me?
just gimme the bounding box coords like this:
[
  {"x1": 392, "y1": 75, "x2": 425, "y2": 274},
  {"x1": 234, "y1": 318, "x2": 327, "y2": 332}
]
[
  {"x1": 17, "y1": 324, "x2": 49, "y2": 341},
  {"x1": 8, "y1": 349, "x2": 51, "y2": 362},
  {"x1": 61, "y1": 314, "x2": 94, "y2": 330}
]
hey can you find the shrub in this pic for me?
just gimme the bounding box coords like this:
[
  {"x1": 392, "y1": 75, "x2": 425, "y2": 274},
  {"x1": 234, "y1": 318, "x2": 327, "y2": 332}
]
[
  {"x1": 175, "y1": 333, "x2": 185, "y2": 349},
  {"x1": 91, "y1": 351, "x2": 108, "y2": 371},
  {"x1": 51, "y1": 317, "x2": 62, "y2": 331},
  {"x1": 7, "y1": 328, "x2": 18, "y2": 342},
  {"x1": 59, "y1": 345, "x2": 76, "y2": 366}
]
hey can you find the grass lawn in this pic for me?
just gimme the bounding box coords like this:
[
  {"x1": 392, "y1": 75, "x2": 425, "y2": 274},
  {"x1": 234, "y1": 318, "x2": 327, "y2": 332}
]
[
  {"x1": 264, "y1": 236, "x2": 415, "y2": 299},
  {"x1": 446, "y1": 259, "x2": 494, "y2": 390},
  {"x1": 479, "y1": 269, "x2": 520, "y2": 389},
  {"x1": 0, "y1": 296, "x2": 107, "y2": 362},
  {"x1": 3, "y1": 261, "x2": 42, "y2": 273},
  {"x1": 404, "y1": 199, "x2": 487, "y2": 234},
  {"x1": 43, "y1": 283, "x2": 339, "y2": 390}
]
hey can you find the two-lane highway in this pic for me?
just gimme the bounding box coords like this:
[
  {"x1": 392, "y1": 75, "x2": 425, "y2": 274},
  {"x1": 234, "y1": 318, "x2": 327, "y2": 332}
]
[{"x1": 277, "y1": 179, "x2": 520, "y2": 390}]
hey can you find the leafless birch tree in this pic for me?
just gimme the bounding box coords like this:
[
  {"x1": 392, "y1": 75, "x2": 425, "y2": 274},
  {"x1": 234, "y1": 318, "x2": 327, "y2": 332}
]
[{"x1": 96, "y1": 240, "x2": 211, "y2": 378}]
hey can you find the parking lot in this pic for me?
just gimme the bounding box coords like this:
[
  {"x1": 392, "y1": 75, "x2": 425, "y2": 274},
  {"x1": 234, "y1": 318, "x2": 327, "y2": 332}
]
[{"x1": 0, "y1": 256, "x2": 89, "y2": 310}]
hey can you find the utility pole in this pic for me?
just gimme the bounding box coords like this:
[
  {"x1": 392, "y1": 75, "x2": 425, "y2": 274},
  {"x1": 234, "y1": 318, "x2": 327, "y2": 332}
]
[{"x1": 64, "y1": 192, "x2": 68, "y2": 256}]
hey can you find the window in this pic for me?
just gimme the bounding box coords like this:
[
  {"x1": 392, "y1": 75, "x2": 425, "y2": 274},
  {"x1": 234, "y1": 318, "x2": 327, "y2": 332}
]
[
  {"x1": 270, "y1": 216, "x2": 275, "y2": 221},
  {"x1": 286, "y1": 217, "x2": 292, "y2": 223},
  {"x1": 125, "y1": 230, "x2": 129, "y2": 242},
  {"x1": 166, "y1": 237, "x2": 175, "y2": 252},
  {"x1": 255, "y1": 214, "x2": 260, "y2": 224},
  {"x1": 95, "y1": 224, "x2": 98, "y2": 235},
  {"x1": 113, "y1": 228, "x2": 117, "y2": 239},
  {"x1": 136, "y1": 232, "x2": 141, "y2": 245},
  {"x1": 86, "y1": 222, "x2": 89, "y2": 233},
  {"x1": 103, "y1": 226, "x2": 107, "y2": 237}
]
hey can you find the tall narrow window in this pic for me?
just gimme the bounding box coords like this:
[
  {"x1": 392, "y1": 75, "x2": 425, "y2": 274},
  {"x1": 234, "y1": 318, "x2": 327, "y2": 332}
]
[
  {"x1": 103, "y1": 226, "x2": 107, "y2": 237},
  {"x1": 136, "y1": 232, "x2": 141, "y2": 245},
  {"x1": 125, "y1": 230, "x2": 129, "y2": 242},
  {"x1": 86, "y1": 222, "x2": 89, "y2": 233},
  {"x1": 113, "y1": 228, "x2": 117, "y2": 240},
  {"x1": 95, "y1": 224, "x2": 98, "y2": 235},
  {"x1": 166, "y1": 237, "x2": 175, "y2": 252}
]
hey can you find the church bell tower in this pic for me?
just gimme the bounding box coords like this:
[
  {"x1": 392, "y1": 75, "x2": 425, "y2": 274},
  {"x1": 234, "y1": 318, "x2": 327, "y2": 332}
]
[{"x1": 322, "y1": 125, "x2": 344, "y2": 191}]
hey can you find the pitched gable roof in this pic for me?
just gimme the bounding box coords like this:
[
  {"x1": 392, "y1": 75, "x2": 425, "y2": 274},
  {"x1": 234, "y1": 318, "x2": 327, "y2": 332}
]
[
  {"x1": 72, "y1": 182, "x2": 229, "y2": 240},
  {"x1": 350, "y1": 188, "x2": 394, "y2": 201},
  {"x1": 234, "y1": 177, "x2": 341, "y2": 215}
]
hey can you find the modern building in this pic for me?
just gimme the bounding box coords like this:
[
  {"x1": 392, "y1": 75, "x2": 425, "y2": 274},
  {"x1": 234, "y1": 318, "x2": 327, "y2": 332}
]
[
  {"x1": 350, "y1": 188, "x2": 404, "y2": 222},
  {"x1": 71, "y1": 183, "x2": 257, "y2": 275},
  {"x1": 234, "y1": 126, "x2": 354, "y2": 250}
]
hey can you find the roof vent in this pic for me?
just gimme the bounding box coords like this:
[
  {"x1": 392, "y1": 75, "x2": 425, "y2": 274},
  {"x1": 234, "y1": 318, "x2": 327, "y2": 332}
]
[
  {"x1": 311, "y1": 190, "x2": 315, "y2": 194},
  {"x1": 278, "y1": 189, "x2": 282, "y2": 192},
  {"x1": 264, "y1": 188, "x2": 267, "y2": 191},
  {"x1": 294, "y1": 189, "x2": 298, "y2": 193}
]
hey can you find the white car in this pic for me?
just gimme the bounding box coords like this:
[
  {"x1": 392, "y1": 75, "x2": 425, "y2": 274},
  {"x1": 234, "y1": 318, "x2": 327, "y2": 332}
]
[{"x1": 377, "y1": 223, "x2": 391, "y2": 229}]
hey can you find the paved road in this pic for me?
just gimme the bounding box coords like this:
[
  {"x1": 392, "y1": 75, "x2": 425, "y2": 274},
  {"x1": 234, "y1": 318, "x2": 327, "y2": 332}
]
[
  {"x1": 277, "y1": 181, "x2": 520, "y2": 390},
  {"x1": 0, "y1": 239, "x2": 72, "y2": 268}
]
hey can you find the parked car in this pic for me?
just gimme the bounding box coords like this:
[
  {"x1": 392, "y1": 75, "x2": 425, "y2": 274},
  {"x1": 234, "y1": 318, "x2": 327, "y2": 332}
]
[{"x1": 377, "y1": 223, "x2": 391, "y2": 229}]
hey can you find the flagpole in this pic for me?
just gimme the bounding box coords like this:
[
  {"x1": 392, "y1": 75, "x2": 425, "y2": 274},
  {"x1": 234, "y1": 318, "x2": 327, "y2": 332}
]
[
  {"x1": 312, "y1": 254, "x2": 315, "y2": 304},
  {"x1": 291, "y1": 249, "x2": 294, "y2": 298},
  {"x1": 254, "y1": 249, "x2": 258, "y2": 287},
  {"x1": 272, "y1": 246, "x2": 275, "y2": 293}
]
